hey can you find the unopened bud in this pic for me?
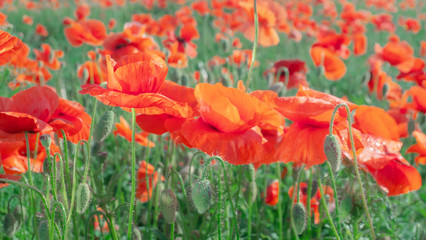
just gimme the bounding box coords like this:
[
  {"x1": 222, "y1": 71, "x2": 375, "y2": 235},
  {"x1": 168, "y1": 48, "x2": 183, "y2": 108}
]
[
  {"x1": 94, "y1": 110, "x2": 115, "y2": 143},
  {"x1": 160, "y1": 189, "x2": 178, "y2": 223},
  {"x1": 76, "y1": 183, "x2": 91, "y2": 214},
  {"x1": 40, "y1": 134, "x2": 51, "y2": 149},
  {"x1": 191, "y1": 179, "x2": 214, "y2": 214},
  {"x1": 4, "y1": 213, "x2": 19, "y2": 237},
  {"x1": 324, "y1": 134, "x2": 342, "y2": 172},
  {"x1": 244, "y1": 181, "x2": 257, "y2": 203},
  {"x1": 293, "y1": 202, "x2": 307, "y2": 235}
]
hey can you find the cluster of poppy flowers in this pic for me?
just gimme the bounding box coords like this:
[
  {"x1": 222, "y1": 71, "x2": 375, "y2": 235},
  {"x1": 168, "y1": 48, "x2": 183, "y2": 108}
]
[{"x1": 0, "y1": 0, "x2": 425, "y2": 220}]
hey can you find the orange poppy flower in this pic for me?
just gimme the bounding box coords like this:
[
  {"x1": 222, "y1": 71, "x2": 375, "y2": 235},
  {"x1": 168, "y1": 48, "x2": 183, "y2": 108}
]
[
  {"x1": 265, "y1": 180, "x2": 279, "y2": 206},
  {"x1": 136, "y1": 160, "x2": 162, "y2": 203},
  {"x1": 371, "y1": 13, "x2": 396, "y2": 32},
  {"x1": 288, "y1": 182, "x2": 334, "y2": 224},
  {"x1": 80, "y1": 52, "x2": 191, "y2": 117},
  {"x1": 0, "y1": 86, "x2": 57, "y2": 136},
  {"x1": 273, "y1": 86, "x2": 362, "y2": 168},
  {"x1": 310, "y1": 46, "x2": 346, "y2": 81},
  {"x1": 33, "y1": 44, "x2": 63, "y2": 70},
  {"x1": 108, "y1": 19, "x2": 116, "y2": 30},
  {"x1": 113, "y1": 116, "x2": 155, "y2": 147},
  {"x1": 22, "y1": 15, "x2": 33, "y2": 25},
  {"x1": 357, "y1": 134, "x2": 421, "y2": 196},
  {"x1": 353, "y1": 33, "x2": 367, "y2": 55},
  {"x1": 163, "y1": 24, "x2": 199, "y2": 59},
  {"x1": 398, "y1": 17, "x2": 421, "y2": 34},
  {"x1": 78, "y1": 58, "x2": 108, "y2": 85},
  {"x1": 64, "y1": 18, "x2": 107, "y2": 47},
  {"x1": 181, "y1": 82, "x2": 284, "y2": 165},
  {"x1": 0, "y1": 30, "x2": 24, "y2": 66},
  {"x1": 421, "y1": 41, "x2": 426, "y2": 57},
  {"x1": 75, "y1": 3, "x2": 90, "y2": 21},
  {"x1": 403, "y1": 86, "x2": 426, "y2": 113},
  {"x1": 263, "y1": 59, "x2": 308, "y2": 89},
  {"x1": 35, "y1": 24, "x2": 48, "y2": 37},
  {"x1": 407, "y1": 131, "x2": 426, "y2": 165},
  {"x1": 191, "y1": 1, "x2": 210, "y2": 16},
  {"x1": 353, "y1": 105, "x2": 400, "y2": 140}
]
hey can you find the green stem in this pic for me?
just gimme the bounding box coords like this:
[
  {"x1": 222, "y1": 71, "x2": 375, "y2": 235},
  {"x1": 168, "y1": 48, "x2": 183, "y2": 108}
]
[
  {"x1": 246, "y1": 0, "x2": 258, "y2": 88},
  {"x1": 170, "y1": 223, "x2": 175, "y2": 240},
  {"x1": 217, "y1": 167, "x2": 222, "y2": 240},
  {"x1": 59, "y1": 129, "x2": 71, "y2": 190},
  {"x1": 25, "y1": 132, "x2": 38, "y2": 239},
  {"x1": 127, "y1": 108, "x2": 137, "y2": 240},
  {"x1": 306, "y1": 169, "x2": 313, "y2": 233},
  {"x1": 207, "y1": 157, "x2": 240, "y2": 240},
  {"x1": 64, "y1": 140, "x2": 89, "y2": 239},
  {"x1": 275, "y1": 163, "x2": 283, "y2": 240},
  {"x1": 326, "y1": 161, "x2": 342, "y2": 236},
  {"x1": 329, "y1": 103, "x2": 375, "y2": 240},
  {"x1": 189, "y1": 152, "x2": 204, "y2": 186},
  {"x1": 290, "y1": 167, "x2": 301, "y2": 240},
  {"x1": 316, "y1": 166, "x2": 340, "y2": 240}
]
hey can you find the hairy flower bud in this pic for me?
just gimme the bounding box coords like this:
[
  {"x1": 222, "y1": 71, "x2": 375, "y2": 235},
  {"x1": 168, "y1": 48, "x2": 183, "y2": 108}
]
[
  {"x1": 191, "y1": 179, "x2": 214, "y2": 214},
  {"x1": 324, "y1": 134, "x2": 342, "y2": 172},
  {"x1": 160, "y1": 189, "x2": 178, "y2": 223},
  {"x1": 293, "y1": 202, "x2": 307, "y2": 235},
  {"x1": 94, "y1": 110, "x2": 115, "y2": 143},
  {"x1": 76, "y1": 183, "x2": 91, "y2": 214}
]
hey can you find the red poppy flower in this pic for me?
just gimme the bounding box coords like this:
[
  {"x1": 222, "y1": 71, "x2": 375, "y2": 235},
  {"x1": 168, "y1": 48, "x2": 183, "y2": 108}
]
[
  {"x1": 273, "y1": 86, "x2": 362, "y2": 168},
  {"x1": 353, "y1": 33, "x2": 367, "y2": 55},
  {"x1": 407, "y1": 130, "x2": 426, "y2": 165},
  {"x1": 113, "y1": 116, "x2": 155, "y2": 147},
  {"x1": 353, "y1": 105, "x2": 400, "y2": 140},
  {"x1": 192, "y1": 1, "x2": 210, "y2": 16},
  {"x1": 33, "y1": 44, "x2": 63, "y2": 70},
  {"x1": 356, "y1": 134, "x2": 421, "y2": 196},
  {"x1": 403, "y1": 86, "x2": 426, "y2": 113},
  {"x1": 22, "y1": 15, "x2": 33, "y2": 25},
  {"x1": 0, "y1": 30, "x2": 24, "y2": 66},
  {"x1": 80, "y1": 52, "x2": 191, "y2": 117},
  {"x1": 265, "y1": 180, "x2": 279, "y2": 206},
  {"x1": 263, "y1": 59, "x2": 308, "y2": 89},
  {"x1": 35, "y1": 24, "x2": 48, "y2": 37},
  {"x1": 288, "y1": 182, "x2": 334, "y2": 224},
  {"x1": 181, "y1": 82, "x2": 284, "y2": 165},
  {"x1": 310, "y1": 46, "x2": 346, "y2": 81},
  {"x1": 136, "y1": 160, "x2": 162, "y2": 203},
  {"x1": 64, "y1": 19, "x2": 107, "y2": 47}
]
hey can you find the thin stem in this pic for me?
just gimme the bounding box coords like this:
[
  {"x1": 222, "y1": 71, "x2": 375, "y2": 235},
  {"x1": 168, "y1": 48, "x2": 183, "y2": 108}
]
[
  {"x1": 25, "y1": 132, "x2": 38, "y2": 238},
  {"x1": 65, "y1": 140, "x2": 89, "y2": 239},
  {"x1": 46, "y1": 148, "x2": 58, "y2": 202},
  {"x1": 189, "y1": 152, "x2": 205, "y2": 187},
  {"x1": 290, "y1": 167, "x2": 301, "y2": 240},
  {"x1": 326, "y1": 161, "x2": 342, "y2": 236},
  {"x1": 59, "y1": 129, "x2": 71, "y2": 190},
  {"x1": 246, "y1": 0, "x2": 258, "y2": 88},
  {"x1": 329, "y1": 103, "x2": 376, "y2": 240},
  {"x1": 275, "y1": 163, "x2": 283, "y2": 240},
  {"x1": 217, "y1": 166, "x2": 222, "y2": 240},
  {"x1": 127, "y1": 108, "x2": 137, "y2": 240},
  {"x1": 316, "y1": 166, "x2": 340, "y2": 240},
  {"x1": 170, "y1": 223, "x2": 175, "y2": 240},
  {"x1": 208, "y1": 157, "x2": 240, "y2": 240},
  {"x1": 306, "y1": 169, "x2": 313, "y2": 232}
]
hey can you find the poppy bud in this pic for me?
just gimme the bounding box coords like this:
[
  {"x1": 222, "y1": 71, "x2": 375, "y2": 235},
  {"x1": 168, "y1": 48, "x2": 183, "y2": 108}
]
[
  {"x1": 268, "y1": 82, "x2": 285, "y2": 94},
  {"x1": 246, "y1": 164, "x2": 256, "y2": 182},
  {"x1": 40, "y1": 134, "x2": 51, "y2": 150},
  {"x1": 13, "y1": 206, "x2": 27, "y2": 229},
  {"x1": 76, "y1": 183, "x2": 91, "y2": 214},
  {"x1": 191, "y1": 179, "x2": 214, "y2": 214},
  {"x1": 38, "y1": 220, "x2": 50, "y2": 240},
  {"x1": 4, "y1": 213, "x2": 19, "y2": 237},
  {"x1": 160, "y1": 189, "x2": 178, "y2": 223},
  {"x1": 292, "y1": 202, "x2": 307, "y2": 235},
  {"x1": 94, "y1": 110, "x2": 115, "y2": 143},
  {"x1": 324, "y1": 134, "x2": 341, "y2": 173},
  {"x1": 244, "y1": 181, "x2": 257, "y2": 203}
]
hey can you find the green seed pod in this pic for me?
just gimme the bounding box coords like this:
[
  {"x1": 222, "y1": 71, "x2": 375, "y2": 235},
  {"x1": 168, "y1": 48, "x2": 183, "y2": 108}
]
[
  {"x1": 38, "y1": 220, "x2": 50, "y2": 240},
  {"x1": 191, "y1": 179, "x2": 214, "y2": 214},
  {"x1": 94, "y1": 110, "x2": 115, "y2": 143},
  {"x1": 160, "y1": 189, "x2": 178, "y2": 223},
  {"x1": 40, "y1": 134, "x2": 51, "y2": 150},
  {"x1": 13, "y1": 206, "x2": 27, "y2": 229},
  {"x1": 324, "y1": 134, "x2": 342, "y2": 173},
  {"x1": 293, "y1": 202, "x2": 307, "y2": 235},
  {"x1": 76, "y1": 183, "x2": 91, "y2": 214},
  {"x1": 4, "y1": 213, "x2": 19, "y2": 237}
]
